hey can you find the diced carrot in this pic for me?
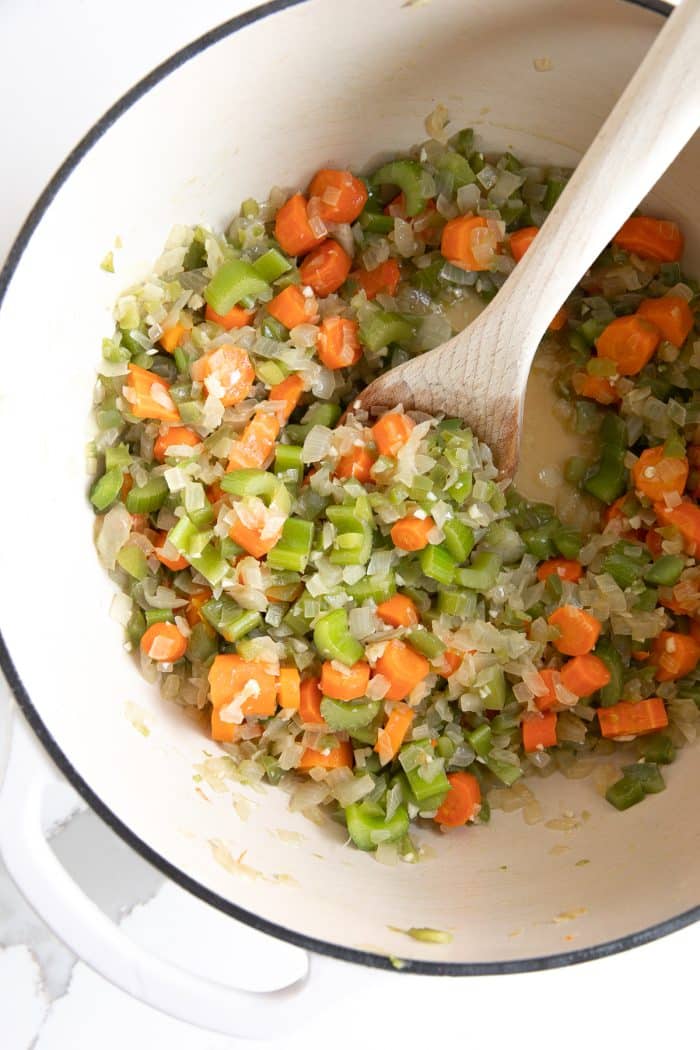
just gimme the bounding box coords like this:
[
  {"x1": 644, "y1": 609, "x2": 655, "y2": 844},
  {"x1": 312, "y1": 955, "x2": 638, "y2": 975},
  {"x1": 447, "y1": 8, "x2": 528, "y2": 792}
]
[
  {"x1": 632, "y1": 649, "x2": 651, "y2": 662},
  {"x1": 691, "y1": 620, "x2": 700, "y2": 647},
  {"x1": 604, "y1": 496, "x2": 629, "y2": 527},
  {"x1": 317, "y1": 316, "x2": 362, "y2": 369},
  {"x1": 278, "y1": 666, "x2": 301, "y2": 710},
  {"x1": 613, "y1": 216, "x2": 684, "y2": 262},
  {"x1": 572, "y1": 372, "x2": 619, "y2": 405},
  {"x1": 120, "y1": 474, "x2": 133, "y2": 501},
  {"x1": 267, "y1": 285, "x2": 311, "y2": 330},
  {"x1": 390, "y1": 515, "x2": 435, "y2": 551},
  {"x1": 522, "y1": 711, "x2": 558, "y2": 752},
  {"x1": 335, "y1": 444, "x2": 376, "y2": 482},
  {"x1": 441, "y1": 650, "x2": 463, "y2": 677},
  {"x1": 190, "y1": 345, "x2": 255, "y2": 407},
  {"x1": 299, "y1": 677, "x2": 325, "y2": 724},
  {"x1": 559, "y1": 654, "x2": 611, "y2": 697},
  {"x1": 274, "y1": 193, "x2": 325, "y2": 256},
  {"x1": 597, "y1": 697, "x2": 668, "y2": 738},
  {"x1": 441, "y1": 215, "x2": 492, "y2": 271},
  {"x1": 376, "y1": 594, "x2": 419, "y2": 628},
  {"x1": 153, "y1": 425, "x2": 201, "y2": 462},
  {"x1": 308, "y1": 169, "x2": 367, "y2": 224},
  {"x1": 269, "y1": 374, "x2": 305, "y2": 422},
  {"x1": 227, "y1": 409, "x2": 280, "y2": 470},
  {"x1": 636, "y1": 296, "x2": 694, "y2": 348},
  {"x1": 548, "y1": 605, "x2": 602, "y2": 656},
  {"x1": 154, "y1": 532, "x2": 189, "y2": 571},
  {"x1": 205, "y1": 303, "x2": 254, "y2": 330},
  {"x1": 534, "y1": 668, "x2": 560, "y2": 712},
  {"x1": 375, "y1": 639, "x2": 429, "y2": 700},
  {"x1": 654, "y1": 500, "x2": 700, "y2": 557},
  {"x1": 595, "y1": 315, "x2": 661, "y2": 376},
  {"x1": 229, "y1": 512, "x2": 283, "y2": 559},
  {"x1": 207, "y1": 481, "x2": 227, "y2": 505},
  {"x1": 632, "y1": 446, "x2": 688, "y2": 502},
  {"x1": 353, "y1": 258, "x2": 401, "y2": 300},
  {"x1": 320, "y1": 661, "x2": 370, "y2": 701},
  {"x1": 385, "y1": 193, "x2": 439, "y2": 241},
  {"x1": 509, "y1": 225, "x2": 538, "y2": 263},
  {"x1": 297, "y1": 740, "x2": 354, "y2": 770},
  {"x1": 300, "y1": 239, "x2": 353, "y2": 297},
  {"x1": 208, "y1": 654, "x2": 277, "y2": 716},
  {"x1": 159, "y1": 322, "x2": 188, "y2": 354},
  {"x1": 536, "y1": 558, "x2": 583, "y2": 583},
  {"x1": 125, "y1": 364, "x2": 180, "y2": 423},
  {"x1": 434, "y1": 771, "x2": 481, "y2": 827},
  {"x1": 374, "y1": 704, "x2": 415, "y2": 763},
  {"x1": 372, "y1": 413, "x2": 414, "y2": 457},
  {"x1": 211, "y1": 708, "x2": 243, "y2": 743},
  {"x1": 185, "y1": 589, "x2": 213, "y2": 627},
  {"x1": 652, "y1": 630, "x2": 700, "y2": 681},
  {"x1": 140, "y1": 622, "x2": 188, "y2": 663},
  {"x1": 548, "y1": 306, "x2": 569, "y2": 332}
]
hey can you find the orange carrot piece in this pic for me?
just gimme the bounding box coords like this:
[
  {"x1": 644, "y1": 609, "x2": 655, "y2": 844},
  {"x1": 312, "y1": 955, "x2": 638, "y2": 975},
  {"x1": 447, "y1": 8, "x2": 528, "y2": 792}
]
[
  {"x1": 385, "y1": 194, "x2": 439, "y2": 241},
  {"x1": 269, "y1": 374, "x2": 305, "y2": 422},
  {"x1": 631, "y1": 649, "x2": 651, "y2": 662},
  {"x1": 595, "y1": 315, "x2": 661, "y2": 376},
  {"x1": 548, "y1": 306, "x2": 569, "y2": 332},
  {"x1": 375, "y1": 639, "x2": 429, "y2": 700},
  {"x1": 299, "y1": 677, "x2": 325, "y2": 724},
  {"x1": 548, "y1": 605, "x2": 602, "y2": 656},
  {"x1": 140, "y1": 622, "x2": 188, "y2": 663},
  {"x1": 440, "y1": 650, "x2": 463, "y2": 677},
  {"x1": 125, "y1": 364, "x2": 180, "y2": 423},
  {"x1": 374, "y1": 704, "x2": 415, "y2": 763},
  {"x1": 229, "y1": 514, "x2": 282, "y2": 559},
  {"x1": 536, "y1": 558, "x2": 583, "y2": 583},
  {"x1": 205, "y1": 303, "x2": 254, "y2": 330},
  {"x1": 652, "y1": 630, "x2": 700, "y2": 681},
  {"x1": 636, "y1": 296, "x2": 694, "y2": 347},
  {"x1": 434, "y1": 771, "x2": 481, "y2": 827},
  {"x1": 390, "y1": 515, "x2": 435, "y2": 552},
  {"x1": 278, "y1": 666, "x2": 301, "y2": 710},
  {"x1": 572, "y1": 372, "x2": 619, "y2": 405},
  {"x1": 509, "y1": 225, "x2": 538, "y2": 263},
  {"x1": 153, "y1": 426, "x2": 201, "y2": 462},
  {"x1": 320, "y1": 661, "x2": 371, "y2": 701},
  {"x1": 376, "y1": 594, "x2": 419, "y2": 628},
  {"x1": 154, "y1": 533, "x2": 189, "y2": 571},
  {"x1": 190, "y1": 344, "x2": 255, "y2": 407},
  {"x1": 632, "y1": 446, "x2": 688, "y2": 502},
  {"x1": 297, "y1": 740, "x2": 354, "y2": 770},
  {"x1": 597, "y1": 697, "x2": 668, "y2": 738},
  {"x1": 654, "y1": 500, "x2": 700, "y2": 557},
  {"x1": 185, "y1": 589, "x2": 213, "y2": 627},
  {"x1": 353, "y1": 258, "x2": 401, "y2": 300},
  {"x1": 613, "y1": 216, "x2": 684, "y2": 262},
  {"x1": 208, "y1": 654, "x2": 277, "y2": 716},
  {"x1": 299, "y1": 239, "x2": 352, "y2": 298},
  {"x1": 227, "y1": 410, "x2": 280, "y2": 470},
  {"x1": 317, "y1": 316, "x2": 362, "y2": 369},
  {"x1": 441, "y1": 215, "x2": 491, "y2": 271},
  {"x1": 335, "y1": 444, "x2": 376, "y2": 482},
  {"x1": 120, "y1": 474, "x2": 133, "y2": 501},
  {"x1": 308, "y1": 169, "x2": 368, "y2": 224},
  {"x1": 274, "y1": 193, "x2": 325, "y2": 256},
  {"x1": 559, "y1": 654, "x2": 611, "y2": 697},
  {"x1": 372, "y1": 413, "x2": 414, "y2": 457},
  {"x1": 159, "y1": 322, "x2": 188, "y2": 354},
  {"x1": 534, "y1": 668, "x2": 560, "y2": 712},
  {"x1": 267, "y1": 285, "x2": 310, "y2": 330},
  {"x1": 211, "y1": 708, "x2": 243, "y2": 743},
  {"x1": 522, "y1": 711, "x2": 558, "y2": 752}
]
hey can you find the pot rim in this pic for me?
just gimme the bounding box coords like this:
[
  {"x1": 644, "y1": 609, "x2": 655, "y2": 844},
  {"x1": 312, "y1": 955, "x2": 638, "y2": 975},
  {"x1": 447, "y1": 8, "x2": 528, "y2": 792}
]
[{"x1": 1, "y1": 0, "x2": 693, "y2": 977}]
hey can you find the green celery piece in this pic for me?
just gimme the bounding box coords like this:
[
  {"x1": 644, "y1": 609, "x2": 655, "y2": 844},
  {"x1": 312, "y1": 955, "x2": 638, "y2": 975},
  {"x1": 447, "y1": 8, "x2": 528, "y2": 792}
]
[
  {"x1": 621, "y1": 762, "x2": 665, "y2": 795},
  {"x1": 521, "y1": 521, "x2": 557, "y2": 560},
  {"x1": 144, "y1": 608, "x2": 174, "y2": 627},
  {"x1": 468, "y1": 724, "x2": 492, "y2": 758},
  {"x1": 486, "y1": 755, "x2": 523, "y2": 786},
  {"x1": 274, "y1": 445, "x2": 304, "y2": 482},
  {"x1": 327, "y1": 507, "x2": 373, "y2": 567},
  {"x1": 438, "y1": 588, "x2": 477, "y2": 618},
  {"x1": 419, "y1": 543, "x2": 457, "y2": 585},
  {"x1": 543, "y1": 176, "x2": 567, "y2": 210},
  {"x1": 126, "y1": 607, "x2": 146, "y2": 647},
  {"x1": 253, "y1": 248, "x2": 292, "y2": 283},
  {"x1": 320, "y1": 698, "x2": 381, "y2": 732},
  {"x1": 644, "y1": 555, "x2": 685, "y2": 587},
  {"x1": 371, "y1": 158, "x2": 430, "y2": 217},
  {"x1": 435, "y1": 151, "x2": 475, "y2": 190},
  {"x1": 448, "y1": 471, "x2": 473, "y2": 503},
  {"x1": 313, "y1": 609, "x2": 364, "y2": 666},
  {"x1": 117, "y1": 545, "x2": 149, "y2": 581},
  {"x1": 204, "y1": 259, "x2": 269, "y2": 315},
  {"x1": 477, "y1": 666, "x2": 506, "y2": 710},
  {"x1": 303, "y1": 402, "x2": 342, "y2": 428},
  {"x1": 442, "y1": 519, "x2": 475, "y2": 563},
  {"x1": 187, "y1": 622, "x2": 218, "y2": 663},
  {"x1": 90, "y1": 468, "x2": 123, "y2": 511},
  {"x1": 449, "y1": 127, "x2": 474, "y2": 156},
  {"x1": 359, "y1": 311, "x2": 414, "y2": 353},
  {"x1": 405, "y1": 629, "x2": 445, "y2": 660},
  {"x1": 347, "y1": 573, "x2": 396, "y2": 602},
  {"x1": 221, "y1": 468, "x2": 281, "y2": 501},
  {"x1": 125, "y1": 476, "x2": 169, "y2": 514},
  {"x1": 359, "y1": 210, "x2": 394, "y2": 234},
  {"x1": 456, "y1": 552, "x2": 501, "y2": 592},
  {"x1": 345, "y1": 800, "x2": 410, "y2": 851},
  {"x1": 605, "y1": 775, "x2": 645, "y2": 811},
  {"x1": 105, "y1": 444, "x2": 131, "y2": 470},
  {"x1": 184, "y1": 483, "x2": 214, "y2": 530},
  {"x1": 405, "y1": 762, "x2": 450, "y2": 804},
  {"x1": 189, "y1": 542, "x2": 228, "y2": 586},
  {"x1": 221, "y1": 610, "x2": 261, "y2": 643},
  {"x1": 601, "y1": 542, "x2": 649, "y2": 589},
  {"x1": 436, "y1": 736, "x2": 455, "y2": 760},
  {"x1": 267, "y1": 518, "x2": 314, "y2": 572}
]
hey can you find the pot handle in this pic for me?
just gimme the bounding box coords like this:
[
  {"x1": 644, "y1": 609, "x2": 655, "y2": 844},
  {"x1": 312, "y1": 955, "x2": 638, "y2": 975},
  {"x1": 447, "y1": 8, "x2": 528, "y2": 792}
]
[{"x1": 0, "y1": 712, "x2": 373, "y2": 1039}]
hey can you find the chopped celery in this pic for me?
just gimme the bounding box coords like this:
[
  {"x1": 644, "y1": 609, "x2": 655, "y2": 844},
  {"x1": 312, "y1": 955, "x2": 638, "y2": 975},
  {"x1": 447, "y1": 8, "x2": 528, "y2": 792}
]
[
  {"x1": 359, "y1": 311, "x2": 413, "y2": 353},
  {"x1": 253, "y1": 248, "x2": 292, "y2": 283},
  {"x1": 117, "y1": 545, "x2": 149, "y2": 581},
  {"x1": 204, "y1": 259, "x2": 269, "y2": 315},
  {"x1": 405, "y1": 629, "x2": 445, "y2": 660},
  {"x1": 486, "y1": 755, "x2": 523, "y2": 786},
  {"x1": 371, "y1": 158, "x2": 430, "y2": 217},
  {"x1": 144, "y1": 608, "x2": 174, "y2": 627},
  {"x1": 456, "y1": 552, "x2": 501, "y2": 591},
  {"x1": 125, "y1": 476, "x2": 169, "y2": 514},
  {"x1": 126, "y1": 607, "x2": 146, "y2": 647},
  {"x1": 90, "y1": 468, "x2": 123, "y2": 511},
  {"x1": 320, "y1": 698, "x2": 381, "y2": 732},
  {"x1": 644, "y1": 555, "x2": 685, "y2": 587},
  {"x1": 477, "y1": 666, "x2": 506, "y2": 710},
  {"x1": 442, "y1": 519, "x2": 475, "y2": 563},
  {"x1": 420, "y1": 543, "x2": 457, "y2": 585},
  {"x1": 303, "y1": 402, "x2": 342, "y2": 428},
  {"x1": 267, "y1": 518, "x2": 314, "y2": 572},
  {"x1": 345, "y1": 800, "x2": 409, "y2": 851},
  {"x1": 187, "y1": 622, "x2": 218, "y2": 663},
  {"x1": 468, "y1": 724, "x2": 492, "y2": 758},
  {"x1": 359, "y1": 210, "x2": 394, "y2": 234},
  {"x1": 313, "y1": 609, "x2": 364, "y2": 665},
  {"x1": 274, "y1": 445, "x2": 304, "y2": 482},
  {"x1": 437, "y1": 589, "x2": 477, "y2": 617},
  {"x1": 105, "y1": 444, "x2": 131, "y2": 470},
  {"x1": 347, "y1": 573, "x2": 396, "y2": 602},
  {"x1": 435, "y1": 151, "x2": 475, "y2": 190}
]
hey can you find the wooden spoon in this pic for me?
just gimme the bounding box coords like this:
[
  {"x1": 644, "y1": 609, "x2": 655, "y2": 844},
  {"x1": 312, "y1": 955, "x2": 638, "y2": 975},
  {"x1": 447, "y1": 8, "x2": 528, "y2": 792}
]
[{"x1": 357, "y1": 0, "x2": 700, "y2": 477}]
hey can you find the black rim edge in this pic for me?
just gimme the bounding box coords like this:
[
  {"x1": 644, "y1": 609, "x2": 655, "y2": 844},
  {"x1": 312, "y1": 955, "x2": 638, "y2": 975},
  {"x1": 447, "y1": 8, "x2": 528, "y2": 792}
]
[{"x1": 0, "y1": 0, "x2": 694, "y2": 978}]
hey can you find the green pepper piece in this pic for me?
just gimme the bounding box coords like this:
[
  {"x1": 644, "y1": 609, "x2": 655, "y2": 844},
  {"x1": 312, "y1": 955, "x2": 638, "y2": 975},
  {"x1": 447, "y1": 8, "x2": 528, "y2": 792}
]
[
  {"x1": 595, "y1": 639, "x2": 624, "y2": 707},
  {"x1": 601, "y1": 542, "x2": 650, "y2": 589},
  {"x1": 204, "y1": 259, "x2": 269, "y2": 315},
  {"x1": 313, "y1": 609, "x2": 364, "y2": 666},
  {"x1": 553, "y1": 525, "x2": 583, "y2": 560},
  {"x1": 449, "y1": 127, "x2": 474, "y2": 156},
  {"x1": 320, "y1": 698, "x2": 381, "y2": 732},
  {"x1": 90, "y1": 468, "x2": 124, "y2": 511},
  {"x1": 621, "y1": 762, "x2": 666, "y2": 795},
  {"x1": 359, "y1": 210, "x2": 394, "y2": 234},
  {"x1": 636, "y1": 733, "x2": 676, "y2": 765},
  {"x1": 605, "y1": 775, "x2": 646, "y2": 811},
  {"x1": 345, "y1": 800, "x2": 410, "y2": 851},
  {"x1": 371, "y1": 159, "x2": 430, "y2": 217}
]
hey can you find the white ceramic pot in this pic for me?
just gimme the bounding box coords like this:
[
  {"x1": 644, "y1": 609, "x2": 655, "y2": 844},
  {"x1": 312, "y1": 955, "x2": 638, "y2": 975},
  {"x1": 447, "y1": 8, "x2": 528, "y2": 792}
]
[{"x1": 0, "y1": 0, "x2": 698, "y2": 1038}]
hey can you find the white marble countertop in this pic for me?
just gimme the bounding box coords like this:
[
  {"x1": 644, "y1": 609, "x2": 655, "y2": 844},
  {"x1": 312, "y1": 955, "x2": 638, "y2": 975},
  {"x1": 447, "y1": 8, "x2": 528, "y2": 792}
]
[{"x1": 1, "y1": 1, "x2": 698, "y2": 1047}]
